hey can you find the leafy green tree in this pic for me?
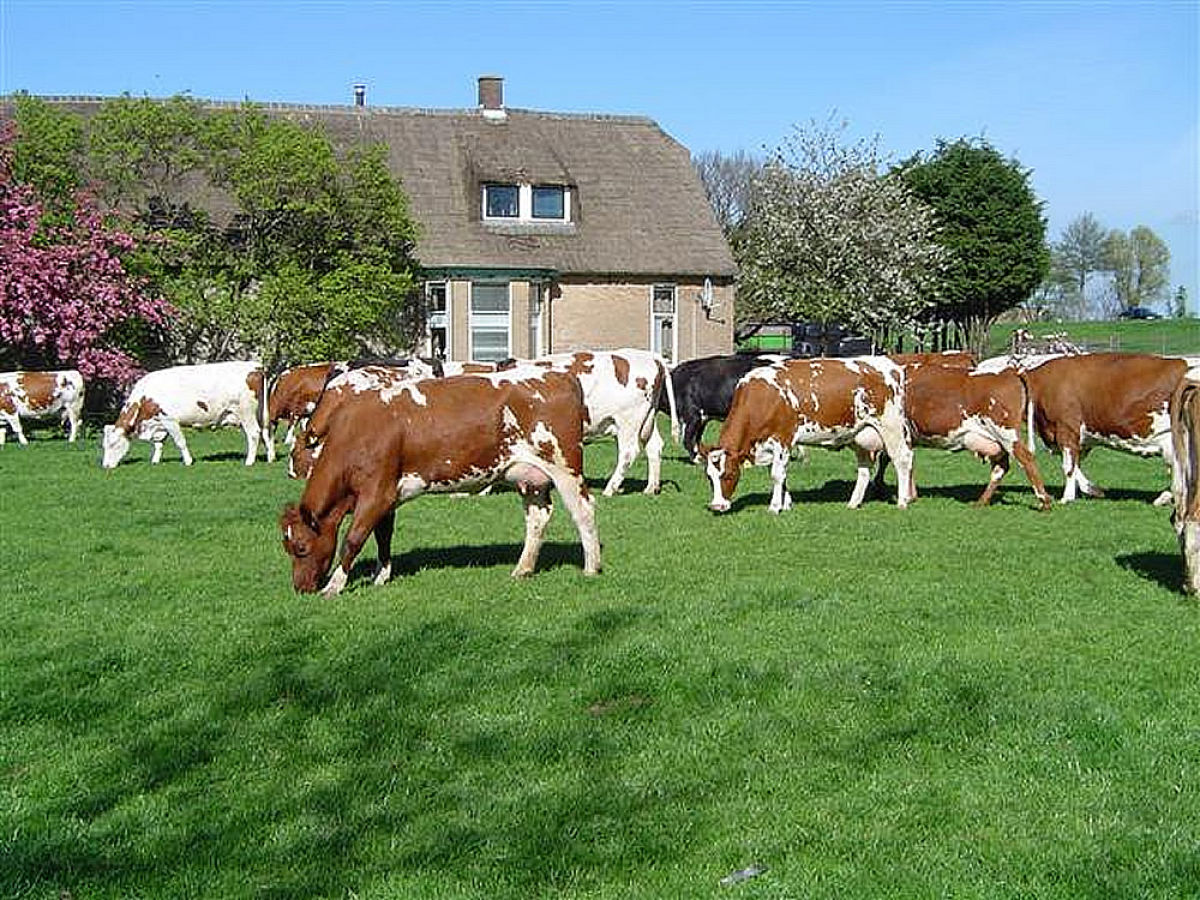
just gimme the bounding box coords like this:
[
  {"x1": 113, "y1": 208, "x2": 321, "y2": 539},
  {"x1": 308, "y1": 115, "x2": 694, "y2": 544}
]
[
  {"x1": 7, "y1": 93, "x2": 85, "y2": 221},
  {"x1": 87, "y1": 93, "x2": 214, "y2": 216},
  {"x1": 1045, "y1": 212, "x2": 1107, "y2": 319},
  {"x1": 898, "y1": 138, "x2": 1049, "y2": 350},
  {"x1": 75, "y1": 98, "x2": 422, "y2": 368},
  {"x1": 1173, "y1": 286, "x2": 1189, "y2": 319},
  {"x1": 736, "y1": 118, "x2": 948, "y2": 344},
  {"x1": 1102, "y1": 225, "x2": 1170, "y2": 312}
]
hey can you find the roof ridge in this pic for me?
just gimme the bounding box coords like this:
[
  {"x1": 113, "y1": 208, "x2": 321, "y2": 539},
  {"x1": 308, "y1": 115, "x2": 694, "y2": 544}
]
[{"x1": 26, "y1": 94, "x2": 655, "y2": 125}]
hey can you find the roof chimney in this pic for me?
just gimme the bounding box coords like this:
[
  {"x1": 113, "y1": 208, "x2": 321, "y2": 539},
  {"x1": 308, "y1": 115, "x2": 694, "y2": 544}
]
[
  {"x1": 478, "y1": 75, "x2": 505, "y2": 119},
  {"x1": 353, "y1": 83, "x2": 366, "y2": 107}
]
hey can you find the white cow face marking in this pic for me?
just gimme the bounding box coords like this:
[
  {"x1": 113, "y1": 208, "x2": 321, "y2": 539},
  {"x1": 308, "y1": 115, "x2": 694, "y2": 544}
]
[{"x1": 100, "y1": 425, "x2": 131, "y2": 469}]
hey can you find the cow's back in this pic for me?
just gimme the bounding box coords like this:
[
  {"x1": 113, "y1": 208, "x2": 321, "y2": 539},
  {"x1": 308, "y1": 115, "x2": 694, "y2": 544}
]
[{"x1": 1026, "y1": 353, "x2": 1186, "y2": 440}]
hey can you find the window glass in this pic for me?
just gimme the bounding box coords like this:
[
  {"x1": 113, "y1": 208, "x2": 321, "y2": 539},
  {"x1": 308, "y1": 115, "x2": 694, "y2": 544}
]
[
  {"x1": 471, "y1": 282, "x2": 510, "y2": 314},
  {"x1": 532, "y1": 186, "x2": 565, "y2": 219},
  {"x1": 471, "y1": 329, "x2": 510, "y2": 362},
  {"x1": 485, "y1": 184, "x2": 519, "y2": 218},
  {"x1": 652, "y1": 284, "x2": 676, "y2": 315}
]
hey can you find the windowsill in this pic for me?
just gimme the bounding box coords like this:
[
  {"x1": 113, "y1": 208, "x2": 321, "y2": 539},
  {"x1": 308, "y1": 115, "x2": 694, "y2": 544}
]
[{"x1": 482, "y1": 220, "x2": 577, "y2": 235}]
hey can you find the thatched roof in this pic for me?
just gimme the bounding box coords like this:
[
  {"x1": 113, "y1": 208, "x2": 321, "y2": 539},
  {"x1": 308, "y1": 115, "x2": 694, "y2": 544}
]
[{"x1": 12, "y1": 96, "x2": 736, "y2": 280}]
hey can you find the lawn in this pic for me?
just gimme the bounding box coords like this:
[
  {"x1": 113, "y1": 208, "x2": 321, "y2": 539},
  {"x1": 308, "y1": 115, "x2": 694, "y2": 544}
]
[{"x1": 2, "y1": 424, "x2": 1199, "y2": 899}]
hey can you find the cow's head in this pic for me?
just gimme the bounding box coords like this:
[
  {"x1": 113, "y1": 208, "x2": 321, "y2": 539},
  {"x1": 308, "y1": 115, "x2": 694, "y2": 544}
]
[
  {"x1": 702, "y1": 444, "x2": 742, "y2": 513},
  {"x1": 100, "y1": 424, "x2": 131, "y2": 469},
  {"x1": 280, "y1": 503, "x2": 338, "y2": 593}
]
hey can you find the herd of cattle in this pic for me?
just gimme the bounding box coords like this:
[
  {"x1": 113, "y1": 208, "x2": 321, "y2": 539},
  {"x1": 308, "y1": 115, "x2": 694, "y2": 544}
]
[{"x1": 5, "y1": 345, "x2": 1200, "y2": 594}]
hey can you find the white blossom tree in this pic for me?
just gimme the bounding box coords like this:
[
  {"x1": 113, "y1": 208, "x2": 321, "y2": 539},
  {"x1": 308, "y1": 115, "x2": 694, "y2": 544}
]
[{"x1": 735, "y1": 117, "x2": 949, "y2": 346}]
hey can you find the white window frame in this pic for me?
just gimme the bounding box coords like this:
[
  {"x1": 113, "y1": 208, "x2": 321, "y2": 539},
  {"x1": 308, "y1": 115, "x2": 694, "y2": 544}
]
[
  {"x1": 650, "y1": 283, "x2": 677, "y2": 364},
  {"x1": 482, "y1": 183, "x2": 572, "y2": 223},
  {"x1": 469, "y1": 281, "x2": 512, "y2": 362}
]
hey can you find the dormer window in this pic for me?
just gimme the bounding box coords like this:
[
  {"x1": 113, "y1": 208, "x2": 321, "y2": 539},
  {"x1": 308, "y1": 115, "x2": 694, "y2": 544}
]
[
  {"x1": 484, "y1": 184, "x2": 519, "y2": 219},
  {"x1": 483, "y1": 183, "x2": 571, "y2": 222}
]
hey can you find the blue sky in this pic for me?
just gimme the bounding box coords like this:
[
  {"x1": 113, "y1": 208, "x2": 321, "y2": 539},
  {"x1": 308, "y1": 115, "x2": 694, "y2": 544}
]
[{"x1": 2, "y1": 0, "x2": 1197, "y2": 312}]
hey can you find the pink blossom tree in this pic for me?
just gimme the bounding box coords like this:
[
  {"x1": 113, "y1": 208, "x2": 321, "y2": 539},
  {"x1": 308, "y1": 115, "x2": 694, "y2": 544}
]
[{"x1": 0, "y1": 121, "x2": 174, "y2": 385}]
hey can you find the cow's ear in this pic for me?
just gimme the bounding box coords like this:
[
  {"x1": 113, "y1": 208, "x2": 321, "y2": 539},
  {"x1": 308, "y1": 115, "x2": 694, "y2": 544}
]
[{"x1": 697, "y1": 443, "x2": 714, "y2": 458}]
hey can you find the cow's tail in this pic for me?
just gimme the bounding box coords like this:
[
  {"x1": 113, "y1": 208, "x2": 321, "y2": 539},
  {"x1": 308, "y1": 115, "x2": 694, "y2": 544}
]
[
  {"x1": 661, "y1": 358, "x2": 680, "y2": 444},
  {"x1": 1021, "y1": 373, "x2": 1037, "y2": 456}
]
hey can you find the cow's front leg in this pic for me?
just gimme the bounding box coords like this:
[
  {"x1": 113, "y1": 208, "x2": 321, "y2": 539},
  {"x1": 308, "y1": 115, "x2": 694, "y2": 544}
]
[
  {"x1": 513, "y1": 484, "x2": 553, "y2": 577},
  {"x1": 767, "y1": 445, "x2": 792, "y2": 513},
  {"x1": 160, "y1": 420, "x2": 193, "y2": 465},
  {"x1": 322, "y1": 494, "x2": 394, "y2": 598}
]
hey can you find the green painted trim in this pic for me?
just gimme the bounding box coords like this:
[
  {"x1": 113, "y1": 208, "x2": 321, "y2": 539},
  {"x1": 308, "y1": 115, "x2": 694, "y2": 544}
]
[{"x1": 421, "y1": 266, "x2": 559, "y2": 281}]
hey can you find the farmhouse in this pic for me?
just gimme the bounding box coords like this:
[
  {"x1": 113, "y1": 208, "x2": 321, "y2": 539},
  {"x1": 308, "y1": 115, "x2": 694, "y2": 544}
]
[{"x1": 17, "y1": 77, "x2": 736, "y2": 363}]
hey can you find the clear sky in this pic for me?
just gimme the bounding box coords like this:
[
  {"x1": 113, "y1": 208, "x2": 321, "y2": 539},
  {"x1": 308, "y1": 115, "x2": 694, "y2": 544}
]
[{"x1": 2, "y1": 0, "x2": 1197, "y2": 313}]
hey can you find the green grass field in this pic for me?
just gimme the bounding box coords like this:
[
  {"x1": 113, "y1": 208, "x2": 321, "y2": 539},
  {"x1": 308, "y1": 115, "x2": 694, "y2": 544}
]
[{"x1": 3, "y1": 423, "x2": 1199, "y2": 899}]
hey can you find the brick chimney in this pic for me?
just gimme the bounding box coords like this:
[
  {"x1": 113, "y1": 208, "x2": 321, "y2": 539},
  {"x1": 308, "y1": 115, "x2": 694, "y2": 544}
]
[{"x1": 478, "y1": 75, "x2": 505, "y2": 119}]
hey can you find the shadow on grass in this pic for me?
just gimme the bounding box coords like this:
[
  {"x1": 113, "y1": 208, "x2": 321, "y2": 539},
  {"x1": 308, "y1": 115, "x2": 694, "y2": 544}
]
[
  {"x1": 6, "y1": 606, "x2": 699, "y2": 899},
  {"x1": 1116, "y1": 550, "x2": 1185, "y2": 593}
]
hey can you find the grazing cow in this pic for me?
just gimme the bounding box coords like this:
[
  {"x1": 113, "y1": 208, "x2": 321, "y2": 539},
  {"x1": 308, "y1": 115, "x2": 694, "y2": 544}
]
[
  {"x1": 1169, "y1": 368, "x2": 1200, "y2": 593},
  {"x1": 101, "y1": 360, "x2": 274, "y2": 468},
  {"x1": 267, "y1": 362, "x2": 337, "y2": 447},
  {"x1": 287, "y1": 361, "x2": 447, "y2": 479},
  {"x1": 879, "y1": 363, "x2": 1052, "y2": 509},
  {"x1": 0, "y1": 370, "x2": 85, "y2": 445},
  {"x1": 703, "y1": 357, "x2": 913, "y2": 514},
  {"x1": 526, "y1": 349, "x2": 677, "y2": 496},
  {"x1": 280, "y1": 367, "x2": 601, "y2": 596},
  {"x1": 657, "y1": 353, "x2": 785, "y2": 462},
  {"x1": 1022, "y1": 353, "x2": 1190, "y2": 504}
]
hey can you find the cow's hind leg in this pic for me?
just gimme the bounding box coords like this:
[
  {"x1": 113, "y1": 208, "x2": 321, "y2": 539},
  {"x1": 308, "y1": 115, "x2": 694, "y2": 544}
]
[
  {"x1": 1011, "y1": 441, "x2": 1052, "y2": 510},
  {"x1": 642, "y1": 421, "x2": 664, "y2": 495},
  {"x1": 546, "y1": 467, "x2": 601, "y2": 575},
  {"x1": 512, "y1": 483, "x2": 554, "y2": 577},
  {"x1": 602, "y1": 425, "x2": 639, "y2": 496},
  {"x1": 765, "y1": 443, "x2": 793, "y2": 513},
  {"x1": 372, "y1": 510, "x2": 396, "y2": 586}
]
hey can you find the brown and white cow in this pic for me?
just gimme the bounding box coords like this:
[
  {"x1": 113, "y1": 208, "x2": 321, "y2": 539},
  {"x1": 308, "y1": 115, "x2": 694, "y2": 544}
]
[
  {"x1": 1169, "y1": 367, "x2": 1200, "y2": 593},
  {"x1": 267, "y1": 362, "x2": 337, "y2": 447},
  {"x1": 288, "y1": 363, "x2": 445, "y2": 479},
  {"x1": 280, "y1": 367, "x2": 601, "y2": 597},
  {"x1": 0, "y1": 370, "x2": 85, "y2": 445},
  {"x1": 524, "y1": 349, "x2": 677, "y2": 496},
  {"x1": 1021, "y1": 353, "x2": 1190, "y2": 504},
  {"x1": 703, "y1": 357, "x2": 913, "y2": 514},
  {"x1": 101, "y1": 361, "x2": 274, "y2": 468},
  {"x1": 892, "y1": 363, "x2": 1052, "y2": 509}
]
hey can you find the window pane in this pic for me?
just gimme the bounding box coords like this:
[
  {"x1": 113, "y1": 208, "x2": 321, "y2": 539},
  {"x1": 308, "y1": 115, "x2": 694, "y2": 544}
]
[
  {"x1": 472, "y1": 282, "x2": 509, "y2": 313},
  {"x1": 485, "y1": 184, "x2": 519, "y2": 218},
  {"x1": 532, "y1": 186, "x2": 565, "y2": 219},
  {"x1": 426, "y1": 282, "x2": 447, "y2": 313},
  {"x1": 653, "y1": 285, "x2": 676, "y2": 315},
  {"x1": 472, "y1": 328, "x2": 510, "y2": 361}
]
